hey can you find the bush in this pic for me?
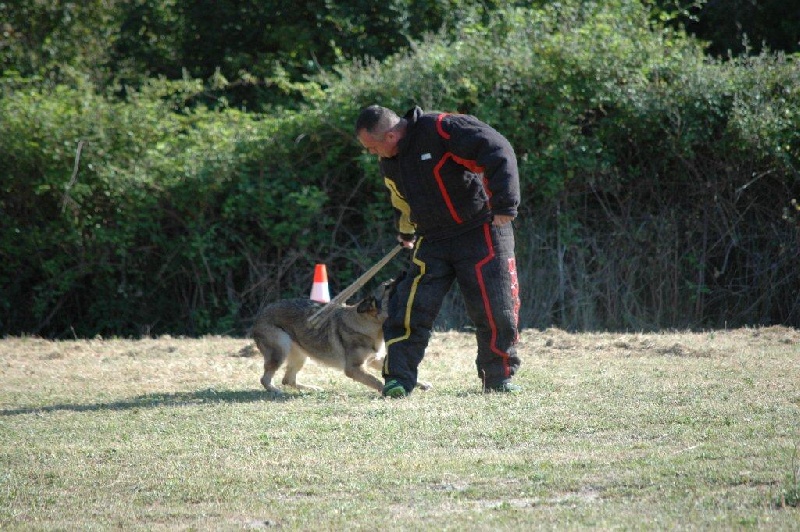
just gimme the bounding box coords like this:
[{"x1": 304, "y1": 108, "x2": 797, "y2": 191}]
[
  {"x1": 315, "y1": 0, "x2": 800, "y2": 330},
  {"x1": 1, "y1": 0, "x2": 799, "y2": 336}
]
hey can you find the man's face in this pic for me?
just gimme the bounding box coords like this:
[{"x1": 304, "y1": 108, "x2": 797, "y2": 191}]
[{"x1": 357, "y1": 130, "x2": 399, "y2": 159}]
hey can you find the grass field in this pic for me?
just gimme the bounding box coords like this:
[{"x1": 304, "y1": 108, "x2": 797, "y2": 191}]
[{"x1": 1, "y1": 327, "x2": 799, "y2": 530}]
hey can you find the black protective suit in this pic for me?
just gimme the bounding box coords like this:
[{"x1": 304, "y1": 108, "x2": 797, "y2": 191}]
[{"x1": 379, "y1": 107, "x2": 522, "y2": 392}]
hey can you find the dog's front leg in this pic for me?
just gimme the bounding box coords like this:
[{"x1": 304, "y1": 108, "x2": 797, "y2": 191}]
[{"x1": 344, "y1": 363, "x2": 384, "y2": 392}]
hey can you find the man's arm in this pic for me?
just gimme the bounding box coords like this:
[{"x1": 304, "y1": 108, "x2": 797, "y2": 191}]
[{"x1": 442, "y1": 114, "x2": 521, "y2": 218}]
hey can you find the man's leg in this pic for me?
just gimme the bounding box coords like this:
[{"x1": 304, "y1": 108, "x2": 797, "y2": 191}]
[
  {"x1": 455, "y1": 223, "x2": 521, "y2": 390},
  {"x1": 382, "y1": 240, "x2": 454, "y2": 395}
]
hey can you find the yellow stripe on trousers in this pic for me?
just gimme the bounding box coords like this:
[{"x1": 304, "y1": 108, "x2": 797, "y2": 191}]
[{"x1": 384, "y1": 238, "x2": 426, "y2": 374}]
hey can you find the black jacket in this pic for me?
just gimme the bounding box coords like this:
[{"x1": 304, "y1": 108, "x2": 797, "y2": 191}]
[{"x1": 379, "y1": 107, "x2": 520, "y2": 242}]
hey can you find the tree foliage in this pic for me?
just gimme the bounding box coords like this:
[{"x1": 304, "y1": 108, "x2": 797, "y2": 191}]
[
  {"x1": 1, "y1": 0, "x2": 501, "y2": 109},
  {"x1": 655, "y1": 0, "x2": 800, "y2": 57}
]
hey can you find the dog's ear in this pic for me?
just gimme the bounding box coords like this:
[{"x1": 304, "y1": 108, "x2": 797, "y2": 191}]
[
  {"x1": 374, "y1": 277, "x2": 397, "y2": 319},
  {"x1": 356, "y1": 296, "x2": 378, "y2": 315},
  {"x1": 377, "y1": 277, "x2": 398, "y2": 301},
  {"x1": 384, "y1": 277, "x2": 398, "y2": 296}
]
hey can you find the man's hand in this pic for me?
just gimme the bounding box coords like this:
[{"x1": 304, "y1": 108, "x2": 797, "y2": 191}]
[{"x1": 492, "y1": 214, "x2": 515, "y2": 227}]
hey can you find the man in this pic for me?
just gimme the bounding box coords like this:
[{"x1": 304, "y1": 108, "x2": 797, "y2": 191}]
[{"x1": 355, "y1": 105, "x2": 522, "y2": 397}]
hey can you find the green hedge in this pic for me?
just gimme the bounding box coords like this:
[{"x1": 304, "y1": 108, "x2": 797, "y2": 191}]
[{"x1": 1, "y1": 0, "x2": 798, "y2": 337}]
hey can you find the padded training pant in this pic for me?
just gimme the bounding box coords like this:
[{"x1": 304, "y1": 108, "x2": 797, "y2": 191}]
[{"x1": 382, "y1": 222, "x2": 521, "y2": 392}]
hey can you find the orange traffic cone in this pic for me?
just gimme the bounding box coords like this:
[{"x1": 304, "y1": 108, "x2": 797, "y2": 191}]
[{"x1": 310, "y1": 264, "x2": 331, "y2": 303}]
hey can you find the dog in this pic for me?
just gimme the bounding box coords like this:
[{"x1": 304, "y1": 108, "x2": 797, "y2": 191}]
[{"x1": 251, "y1": 280, "x2": 399, "y2": 394}]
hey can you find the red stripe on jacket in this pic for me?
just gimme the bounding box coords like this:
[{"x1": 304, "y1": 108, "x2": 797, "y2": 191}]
[
  {"x1": 434, "y1": 114, "x2": 488, "y2": 223},
  {"x1": 436, "y1": 113, "x2": 450, "y2": 139}
]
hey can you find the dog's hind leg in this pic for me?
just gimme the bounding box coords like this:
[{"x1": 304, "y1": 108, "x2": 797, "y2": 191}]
[
  {"x1": 253, "y1": 324, "x2": 291, "y2": 393},
  {"x1": 282, "y1": 344, "x2": 322, "y2": 391}
]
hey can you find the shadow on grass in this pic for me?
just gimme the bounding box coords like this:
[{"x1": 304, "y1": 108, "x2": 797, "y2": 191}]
[{"x1": 0, "y1": 387, "x2": 299, "y2": 417}]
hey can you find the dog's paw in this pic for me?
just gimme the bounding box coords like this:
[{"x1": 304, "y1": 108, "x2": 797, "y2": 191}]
[
  {"x1": 264, "y1": 385, "x2": 284, "y2": 395},
  {"x1": 417, "y1": 380, "x2": 433, "y2": 391}
]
